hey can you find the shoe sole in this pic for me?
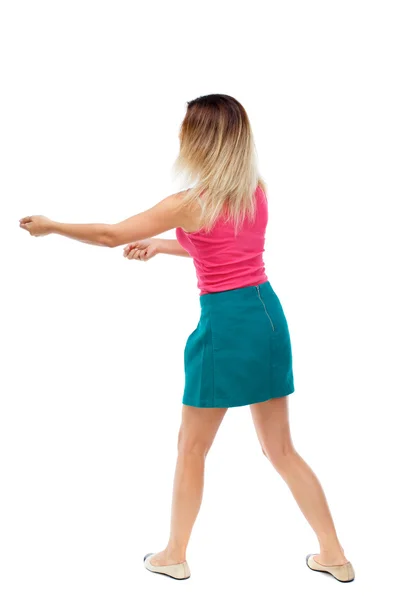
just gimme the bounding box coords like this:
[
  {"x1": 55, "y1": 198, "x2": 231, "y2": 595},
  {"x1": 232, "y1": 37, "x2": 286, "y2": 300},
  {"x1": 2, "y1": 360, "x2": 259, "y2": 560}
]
[{"x1": 305, "y1": 554, "x2": 354, "y2": 583}]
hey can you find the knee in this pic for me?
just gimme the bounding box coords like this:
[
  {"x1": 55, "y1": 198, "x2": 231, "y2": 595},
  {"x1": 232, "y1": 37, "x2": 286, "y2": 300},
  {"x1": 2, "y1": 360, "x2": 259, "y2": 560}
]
[
  {"x1": 177, "y1": 429, "x2": 210, "y2": 459},
  {"x1": 261, "y1": 442, "x2": 298, "y2": 471}
]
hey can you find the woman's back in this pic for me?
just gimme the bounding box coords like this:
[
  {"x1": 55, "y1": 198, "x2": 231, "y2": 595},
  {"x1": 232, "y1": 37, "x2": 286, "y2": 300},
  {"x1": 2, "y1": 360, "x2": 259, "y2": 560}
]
[{"x1": 176, "y1": 185, "x2": 269, "y2": 294}]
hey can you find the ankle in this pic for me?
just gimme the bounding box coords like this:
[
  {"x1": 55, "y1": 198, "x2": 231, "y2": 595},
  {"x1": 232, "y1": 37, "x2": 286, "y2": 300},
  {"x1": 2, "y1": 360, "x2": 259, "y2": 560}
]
[
  {"x1": 317, "y1": 548, "x2": 348, "y2": 564},
  {"x1": 165, "y1": 544, "x2": 187, "y2": 563},
  {"x1": 318, "y1": 539, "x2": 346, "y2": 561}
]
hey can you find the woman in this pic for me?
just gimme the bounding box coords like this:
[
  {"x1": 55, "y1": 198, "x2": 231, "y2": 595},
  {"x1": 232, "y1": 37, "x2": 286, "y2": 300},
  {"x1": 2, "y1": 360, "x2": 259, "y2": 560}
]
[{"x1": 19, "y1": 94, "x2": 354, "y2": 583}]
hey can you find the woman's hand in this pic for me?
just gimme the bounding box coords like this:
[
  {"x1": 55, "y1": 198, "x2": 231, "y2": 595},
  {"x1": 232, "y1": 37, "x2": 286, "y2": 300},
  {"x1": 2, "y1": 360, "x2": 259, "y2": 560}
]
[
  {"x1": 123, "y1": 238, "x2": 159, "y2": 261},
  {"x1": 19, "y1": 215, "x2": 54, "y2": 237}
]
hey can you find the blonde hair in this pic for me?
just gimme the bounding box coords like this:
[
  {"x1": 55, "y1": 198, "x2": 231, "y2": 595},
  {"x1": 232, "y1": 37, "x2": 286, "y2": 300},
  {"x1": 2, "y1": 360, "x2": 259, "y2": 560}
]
[{"x1": 173, "y1": 94, "x2": 267, "y2": 234}]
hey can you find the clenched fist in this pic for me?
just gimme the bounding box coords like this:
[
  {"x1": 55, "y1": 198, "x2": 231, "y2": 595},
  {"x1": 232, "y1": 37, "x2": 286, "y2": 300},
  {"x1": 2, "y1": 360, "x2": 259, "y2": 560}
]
[
  {"x1": 123, "y1": 238, "x2": 159, "y2": 261},
  {"x1": 19, "y1": 215, "x2": 53, "y2": 236}
]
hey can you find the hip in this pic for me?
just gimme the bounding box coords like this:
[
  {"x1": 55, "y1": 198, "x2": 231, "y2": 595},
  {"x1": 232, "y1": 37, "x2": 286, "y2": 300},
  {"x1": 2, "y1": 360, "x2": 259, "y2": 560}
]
[{"x1": 198, "y1": 280, "x2": 290, "y2": 338}]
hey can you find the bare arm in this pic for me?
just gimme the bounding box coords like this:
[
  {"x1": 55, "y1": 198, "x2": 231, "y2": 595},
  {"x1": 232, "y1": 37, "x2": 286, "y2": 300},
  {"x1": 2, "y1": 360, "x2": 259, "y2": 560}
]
[
  {"x1": 123, "y1": 237, "x2": 191, "y2": 261},
  {"x1": 154, "y1": 239, "x2": 191, "y2": 257},
  {"x1": 19, "y1": 192, "x2": 190, "y2": 247}
]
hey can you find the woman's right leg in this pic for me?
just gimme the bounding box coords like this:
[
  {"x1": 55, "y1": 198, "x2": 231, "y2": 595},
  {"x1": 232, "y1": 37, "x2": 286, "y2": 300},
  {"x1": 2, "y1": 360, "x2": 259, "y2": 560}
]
[
  {"x1": 149, "y1": 404, "x2": 228, "y2": 567},
  {"x1": 250, "y1": 396, "x2": 349, "y2": 566}
]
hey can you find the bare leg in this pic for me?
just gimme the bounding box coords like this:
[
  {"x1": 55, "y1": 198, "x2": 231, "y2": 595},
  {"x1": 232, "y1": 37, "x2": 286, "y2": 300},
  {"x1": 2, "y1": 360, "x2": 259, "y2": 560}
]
[
  {"x1": 250, "y1": 396, "x2": 349, "y2": 566},
  {"x1": 150, "y1": 404, "x2": 228, "y2": 566}
]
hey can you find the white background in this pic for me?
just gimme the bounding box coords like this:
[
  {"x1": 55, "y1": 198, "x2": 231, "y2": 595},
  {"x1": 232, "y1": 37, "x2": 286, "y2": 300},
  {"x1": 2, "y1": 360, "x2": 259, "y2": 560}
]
[{"x1": 1, "y1": 1, "x2": 399, "y2": 599}]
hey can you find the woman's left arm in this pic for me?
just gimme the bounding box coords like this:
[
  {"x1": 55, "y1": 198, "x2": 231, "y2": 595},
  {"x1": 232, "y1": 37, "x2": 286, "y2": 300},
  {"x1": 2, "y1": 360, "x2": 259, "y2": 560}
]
[{"x1": 19, "y1": 192, "x2": 187, "y2": 247}]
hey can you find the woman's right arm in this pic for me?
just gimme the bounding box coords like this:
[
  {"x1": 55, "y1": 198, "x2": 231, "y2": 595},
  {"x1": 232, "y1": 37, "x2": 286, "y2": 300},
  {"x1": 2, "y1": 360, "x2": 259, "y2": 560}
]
[
  {"x1": 156, "y1": 239, "x2": 191, "y2": 257},
  {"x1": 123, "y1": 237, "x2": 190, "y2": 261}
]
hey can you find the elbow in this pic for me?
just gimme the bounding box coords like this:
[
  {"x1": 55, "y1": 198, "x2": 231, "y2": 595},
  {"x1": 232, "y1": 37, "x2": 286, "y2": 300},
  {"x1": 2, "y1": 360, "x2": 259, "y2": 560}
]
[
  {"x1": 103, "y1": 225, "x2": 120, "y2": 248},
  {"x1": 105, "y1": 236, "x2": 118, "y2": 248}
]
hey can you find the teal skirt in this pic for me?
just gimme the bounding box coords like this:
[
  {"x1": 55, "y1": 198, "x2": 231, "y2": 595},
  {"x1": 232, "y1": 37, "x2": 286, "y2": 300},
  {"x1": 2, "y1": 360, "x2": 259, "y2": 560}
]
[{"x1": 182, "y1": 280, "x2": 295, "y2": 408}]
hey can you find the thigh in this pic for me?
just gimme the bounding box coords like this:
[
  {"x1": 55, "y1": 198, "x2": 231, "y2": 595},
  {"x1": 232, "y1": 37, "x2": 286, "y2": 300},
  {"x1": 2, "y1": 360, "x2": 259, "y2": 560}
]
[
  {"x1": 178, "y1": 405, "x2": 228, "y2": 454},
  {"x1": 249, "y1": 396, "x2": 294, "y2": 460}
]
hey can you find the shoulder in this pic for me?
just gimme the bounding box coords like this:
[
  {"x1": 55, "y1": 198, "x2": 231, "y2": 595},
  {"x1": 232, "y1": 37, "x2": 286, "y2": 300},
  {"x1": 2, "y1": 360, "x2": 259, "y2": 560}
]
[
  {"x1": 158, "y1": 189, "x2": 190, "y2": 211},
  {"x1": 149, "y1": 190, "x2": 189, "y2": 222},
  {"x1": 168, "y1": 188, "x2": 202, "y2": 231}
]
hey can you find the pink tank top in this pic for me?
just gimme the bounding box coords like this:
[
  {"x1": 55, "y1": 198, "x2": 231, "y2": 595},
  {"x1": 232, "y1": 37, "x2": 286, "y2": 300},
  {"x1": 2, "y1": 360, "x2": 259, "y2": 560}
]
[{"x1": 175, "y1": 185, "x2": 269, "y2": 295}]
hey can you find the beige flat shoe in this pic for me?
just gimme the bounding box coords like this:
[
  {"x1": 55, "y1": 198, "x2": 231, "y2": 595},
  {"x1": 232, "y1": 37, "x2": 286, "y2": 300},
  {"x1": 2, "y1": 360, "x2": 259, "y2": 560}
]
[
  {"x1": 143, "y1": 553, "x2": 191, "y2": 580},
  {"x1": 306, "y1": 554, "x2": 355, "y2": 582}
]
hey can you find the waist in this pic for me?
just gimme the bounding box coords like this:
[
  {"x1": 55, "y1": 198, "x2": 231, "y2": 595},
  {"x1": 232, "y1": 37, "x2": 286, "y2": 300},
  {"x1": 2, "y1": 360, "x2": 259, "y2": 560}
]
[
  {"x1": 199, "y1": 278, "x2": 271, "y2": 307},
  {"x1": 195, "y1": 261, "x2": 268, "y2": 295}
]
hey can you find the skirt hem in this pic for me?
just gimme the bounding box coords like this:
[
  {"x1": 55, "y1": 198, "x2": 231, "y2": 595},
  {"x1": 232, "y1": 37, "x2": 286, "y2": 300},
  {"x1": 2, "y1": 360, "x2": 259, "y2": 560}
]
[{"x1": 182, "y1": 386, "x2": 295, "y2": 409}]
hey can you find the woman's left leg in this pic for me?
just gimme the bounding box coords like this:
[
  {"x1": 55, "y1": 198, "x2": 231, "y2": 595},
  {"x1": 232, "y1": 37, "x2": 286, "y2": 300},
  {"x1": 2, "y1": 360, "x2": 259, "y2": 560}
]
[
  {"x1": 149, "y1": 404, "x2": 228, "y2": 566},
  {"x1": 250, "y1": 396, "x2": 350, "y2": 566}
]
